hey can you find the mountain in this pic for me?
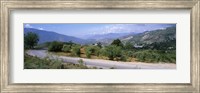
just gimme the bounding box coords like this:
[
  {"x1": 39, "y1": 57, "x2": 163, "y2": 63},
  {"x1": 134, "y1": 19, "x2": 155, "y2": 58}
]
[
  {"x1": 24, "y1": 28, "x2": 88, "y2": 44},
  {"x1": 121, "y1": 26, "x2": 176, "y2": 44},
  {"x1": 83, "y1": 32, "x2": 136, "y2": 40}
]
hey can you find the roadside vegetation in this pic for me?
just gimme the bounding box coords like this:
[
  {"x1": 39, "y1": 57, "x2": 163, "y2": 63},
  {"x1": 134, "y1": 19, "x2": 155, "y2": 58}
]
[
  {"x1": 24, "y1": 54, "x2": 96, "y2": 69},
  {"x1": 43, "y1": 39, "x2": 176, "y2": 63}
]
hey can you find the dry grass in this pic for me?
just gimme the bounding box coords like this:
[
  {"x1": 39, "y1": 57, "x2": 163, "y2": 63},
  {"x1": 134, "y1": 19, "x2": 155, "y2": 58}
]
[{"x1": 24, "y1": 54, "x2": 95, "y2": 69}]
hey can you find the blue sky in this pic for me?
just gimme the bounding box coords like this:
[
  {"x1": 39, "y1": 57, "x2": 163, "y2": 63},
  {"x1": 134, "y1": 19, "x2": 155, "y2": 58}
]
[{"x1": 24, "y1": 23, "x2": 175, "y2": 38}]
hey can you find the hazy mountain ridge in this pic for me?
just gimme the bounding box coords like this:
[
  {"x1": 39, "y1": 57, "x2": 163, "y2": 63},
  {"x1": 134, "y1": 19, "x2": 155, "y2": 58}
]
[
  {"x1": 83, "y1": 32, "x2": 136, "y2": 40},
  {"x1": 24, "y1": 28, "x2": 88, "y2": 44}
]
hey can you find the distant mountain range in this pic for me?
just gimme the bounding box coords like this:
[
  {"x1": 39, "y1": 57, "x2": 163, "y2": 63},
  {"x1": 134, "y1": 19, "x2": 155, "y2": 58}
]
[
  {"x1": 24, "y1": 28, "x2": 88, "y2": 44},
  {"x1": 82, "y1": 32, "x2": 136, "y2": 40},
  {"x1": 24, "y1": 26, "x2": 176, "y2": 45}
]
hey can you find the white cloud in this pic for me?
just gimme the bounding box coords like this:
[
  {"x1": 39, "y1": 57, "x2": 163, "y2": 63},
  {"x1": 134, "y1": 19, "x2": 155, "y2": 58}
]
[{"x1": 24, "y1": 24, "x2": 33, "y2": 28}]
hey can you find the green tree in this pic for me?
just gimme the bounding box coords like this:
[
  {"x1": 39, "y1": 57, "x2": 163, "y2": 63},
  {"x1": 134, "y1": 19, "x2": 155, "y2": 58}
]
[
  {"x1": 111, "y1": 39, "x2": 123, "y2": 47},
  {"x1": 97, "y1": 42, "x2": 102, "y2": 48},
  {"x1": 103, "y1": 45, "x2": 122, "y2": 60},
  {"x1": 71, "y1": 45, "x2": 81, "y2": 57},
  {"x1": 124, "y1": 42, "x2": 133, "y2": 50},
  {"x1": 85, "y1": 46, "x2": 100, "y2": 58},
  {"x1": 85, "y1": 46, "x2": 93, "y2": 58},
  {"x1": 62, "y1": 44, "x2": 71, "y2": 52},
  {"x1": 93, "y1": 46, "x2": 100, "y2": 56},
  {"x1": 24, "y1": 32, "x2": 39, "y2": 49},
  {"x1": 48, "y1": 41, "x2": 63, "y2": 52}
]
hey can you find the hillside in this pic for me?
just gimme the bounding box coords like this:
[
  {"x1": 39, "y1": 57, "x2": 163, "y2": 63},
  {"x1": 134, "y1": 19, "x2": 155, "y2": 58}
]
[
  {"x1": 121, "y1": 26, "x2": 176, "y2": 44},
  {"x1": 24, "y1": 28, "x2": 88, "y2": 44}
]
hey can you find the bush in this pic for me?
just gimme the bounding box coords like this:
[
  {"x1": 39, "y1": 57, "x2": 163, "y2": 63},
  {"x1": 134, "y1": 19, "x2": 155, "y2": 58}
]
[
  {"x1": 85, "y1": 47, "x2": 92, "y2": 58},
  {"x1": 85, "y1": 46, "x2": 100, "y2": 58},
  {"x1": 126, "y1": 51, "x2": 134, "y2": 57},
  {"x1": 99, "y1": 48, "x2": 106, "y2": 57},
  {"x1": 103, "y1": 45, "x2": 122, "y2": 60},
  {"x1": 48, "y1": 41, "x2": 64, "y2": 52},
  {"x1": 71, "y1": 45, "x2": 81, "y2": 57},
  {"x1": 120, "y1": 55, "x2": 127, "y2": 62},
  {"x1": 93, "y1": 46, "x2": 100, "y2": 56},
  {"x1": 78, "y1": 59, "x2": 84, "y2": 65},
  {"x1": 124, "y1": 42, "x2": 133, "y2": 50},
  {"x1": 133, "y1": 50, "x2": 176, "y2": 63},
  {"x1": 62, "y1": 44, "x2": 71, "y2": 52},
  {"x1": 34, "y1": 42, "x2": 51, "y2": 49}
]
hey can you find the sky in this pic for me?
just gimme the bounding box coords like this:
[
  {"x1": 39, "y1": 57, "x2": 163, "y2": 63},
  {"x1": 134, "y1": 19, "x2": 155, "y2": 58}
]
[{"x1": 24, "y1": 23, "x2": 175, "y2": 38}]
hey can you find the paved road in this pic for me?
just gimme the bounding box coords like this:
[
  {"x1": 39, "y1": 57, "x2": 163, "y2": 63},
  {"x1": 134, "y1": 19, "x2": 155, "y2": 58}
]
[{"x1": 26, "y1": 50, "x2": 176, "y2": 69}]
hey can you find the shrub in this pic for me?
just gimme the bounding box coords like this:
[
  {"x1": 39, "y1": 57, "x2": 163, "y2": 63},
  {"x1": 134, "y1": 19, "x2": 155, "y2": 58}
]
[
  {"x1": 120, "y1": 55, "x2": 127, "y2": 62},
  {"x1": 48, "y1": 41, "x2": 64, "y2": 52},
  {"x1": 92, "y1": 46, "x2": 100, "y2": 56},
  {"x1": 99, "y1": 48, "x2": 106, "y2": 57},
  {"x1": 85, "y1": 46, "x2": 93, "y2": 58},
  {"x1": 78, "y1": 59, "x2": 84, "y2": 65},
  {"x1": 126, "y1": 51, "x2": 134, "y2": 57},
  {"x1": 85, "y1": 46, "x2": 100, "y2": 58},
  {"x1": 103, "y1": 45, "x2": 122, "y2": 60},
  {"x1": 34, "y1": 42, "x2": 51, "y2": 50},
  {"x1": 124, "y1": 42, "x2": 133, "y2": 50},
  {"x1": 71, "y1": 45, "x2": 81, "y2": 57},
  {"x1": 133, "y1": 50, "x2": 176, "y2": 63},
  {"x1": 62, "y1": 44, "x2": 71, "y2": 52}
]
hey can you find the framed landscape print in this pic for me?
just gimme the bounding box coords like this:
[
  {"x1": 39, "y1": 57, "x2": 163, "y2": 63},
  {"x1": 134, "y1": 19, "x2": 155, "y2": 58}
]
[
  {"x1": 24, "y1": 23, "x2": 176, "y2": 69},
  {"x1": 0, "y1": 0, "x2": 200, "y2": 93}
]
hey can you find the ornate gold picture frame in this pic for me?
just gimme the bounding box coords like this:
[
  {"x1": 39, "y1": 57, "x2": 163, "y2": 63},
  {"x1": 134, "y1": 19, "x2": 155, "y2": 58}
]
[{"x1": 0, "y1": 0, "x2": 199, "y2": 92}]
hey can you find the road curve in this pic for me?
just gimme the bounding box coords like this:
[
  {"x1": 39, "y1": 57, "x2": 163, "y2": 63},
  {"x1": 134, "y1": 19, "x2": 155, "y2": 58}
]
[{"x1": 26, "y1": 50, "x2": 176, "y2": 69}]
